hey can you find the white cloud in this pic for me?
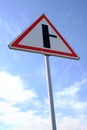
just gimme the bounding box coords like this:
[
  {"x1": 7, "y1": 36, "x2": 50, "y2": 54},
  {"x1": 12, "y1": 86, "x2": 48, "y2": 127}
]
[
  {"x1": 56, "y1": 79, "x2": 87, "y2": 96},
  {"x1": 0, "y1": 106, "x2": 51, "y2": 130},
  {"x1": 54, "y1": 79, "x2": 87, "y2": 110},
  {"x1": 58, "y1": 116, "x2": 87, "y2": 130},
  {"x1": 0, "y1": 71, "x2": 37, "y2": 104},
  {"x1": 73, "y1": 102, "x2": 87, "y2": 109},
  {"x1": 0, "y1": 102, "x2": 86, "y2": 130},
  {"x1": 0, "y1": 71, "x2": 51, "y2": 130},
  {"x1": 0, "y1": 71, "x2": 87, "y2": 130},
  {"x1": 0, "y1": 101, "x2": 19, "y2": 114}
]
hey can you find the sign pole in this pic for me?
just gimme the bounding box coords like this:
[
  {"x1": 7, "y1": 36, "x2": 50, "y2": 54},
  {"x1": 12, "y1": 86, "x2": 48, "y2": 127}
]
[{"x1": 45, "y1": 55, "x2": 57, "y2": 130}]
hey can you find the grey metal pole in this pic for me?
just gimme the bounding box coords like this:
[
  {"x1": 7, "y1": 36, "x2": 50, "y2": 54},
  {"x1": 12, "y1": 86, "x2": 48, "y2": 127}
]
[{"x1": 45, "y1": 55, "x2": 57, "y2": 130}]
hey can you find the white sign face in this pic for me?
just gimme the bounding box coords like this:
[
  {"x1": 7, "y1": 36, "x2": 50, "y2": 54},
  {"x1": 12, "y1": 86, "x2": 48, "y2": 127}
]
[{"x1": 8, "y1": 14, "x2": 79, "y2": 59}]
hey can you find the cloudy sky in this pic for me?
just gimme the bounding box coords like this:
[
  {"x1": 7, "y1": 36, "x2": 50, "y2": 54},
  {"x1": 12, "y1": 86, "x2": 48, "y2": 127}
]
[{"x1": 0, "y1": 0, "x2": 87, "y2": 130}]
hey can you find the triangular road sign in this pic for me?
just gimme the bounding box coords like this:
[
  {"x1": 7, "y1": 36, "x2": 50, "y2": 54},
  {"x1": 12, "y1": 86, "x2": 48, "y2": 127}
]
[{"x1": 8, "y1": 14, "x2": 79, "y2": 59}]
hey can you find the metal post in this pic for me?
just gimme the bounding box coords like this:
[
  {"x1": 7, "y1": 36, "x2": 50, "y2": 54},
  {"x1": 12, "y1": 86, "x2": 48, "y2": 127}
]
[{"x1": 45, "y1": 55, "x2": 57, "y2": 130}]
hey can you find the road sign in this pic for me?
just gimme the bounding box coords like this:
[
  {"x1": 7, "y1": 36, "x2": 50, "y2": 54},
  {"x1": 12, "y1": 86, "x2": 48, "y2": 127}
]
[
  {"x1": 8, "y1": 14, "x2": 79, "y2": 59},
  {"x1": 8, "y1": 14, "x2": 79, "y2": 130}
]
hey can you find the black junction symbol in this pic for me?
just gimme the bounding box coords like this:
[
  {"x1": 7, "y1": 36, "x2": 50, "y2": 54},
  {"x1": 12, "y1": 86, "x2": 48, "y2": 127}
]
[{"x1": 42, "y1": 24, "x2": 57, "y2": 48}]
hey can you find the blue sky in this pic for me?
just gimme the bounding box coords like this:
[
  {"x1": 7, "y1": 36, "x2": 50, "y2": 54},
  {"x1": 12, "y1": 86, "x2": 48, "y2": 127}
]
[{"x1": 0, "y1": 0, "x2": 87, "y2": 130}]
